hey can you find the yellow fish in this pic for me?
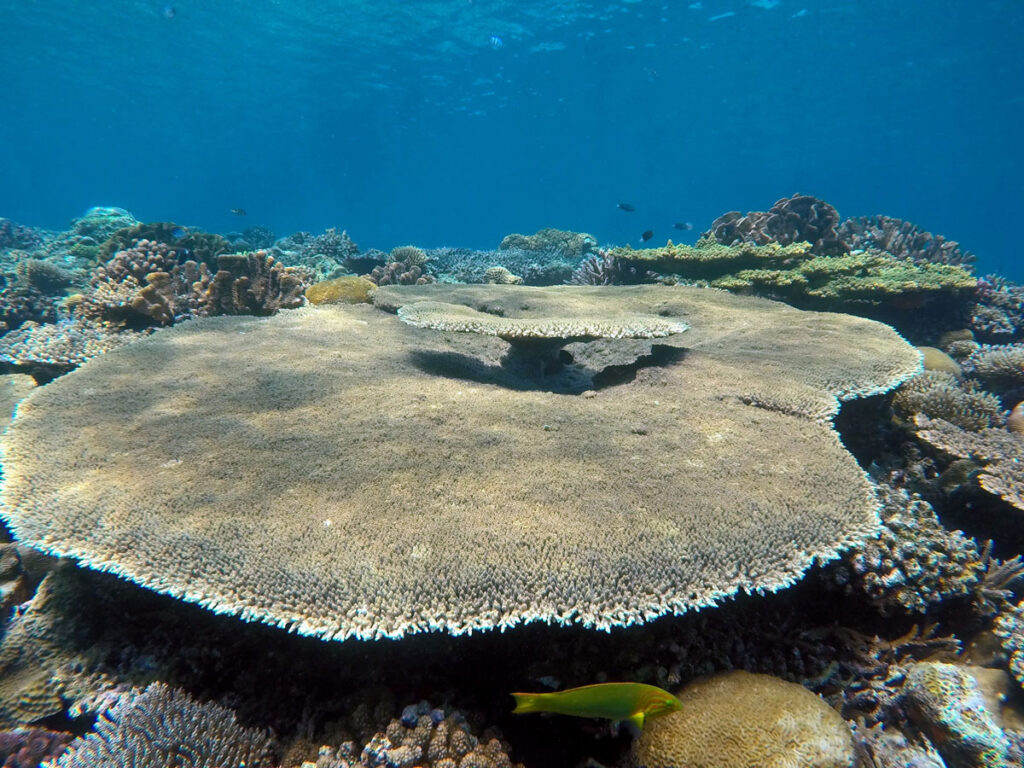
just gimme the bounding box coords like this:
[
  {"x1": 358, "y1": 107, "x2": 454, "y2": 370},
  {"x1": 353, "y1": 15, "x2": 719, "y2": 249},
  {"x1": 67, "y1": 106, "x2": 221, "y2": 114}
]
[{"x1": 511, "y1": 682, "x2": 682, "y2": 730}]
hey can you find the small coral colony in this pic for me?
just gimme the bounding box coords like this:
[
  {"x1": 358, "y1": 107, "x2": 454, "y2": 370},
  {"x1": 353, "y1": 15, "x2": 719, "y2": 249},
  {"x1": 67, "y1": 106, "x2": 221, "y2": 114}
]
[{"x1": 0, "y1": 195, "x2": 1022, "y2": 767}]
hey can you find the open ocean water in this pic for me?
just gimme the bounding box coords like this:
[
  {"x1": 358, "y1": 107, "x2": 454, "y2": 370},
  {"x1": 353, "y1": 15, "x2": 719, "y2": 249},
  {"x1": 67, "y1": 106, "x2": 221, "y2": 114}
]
[{"x1": 0, "y1": 0, "x2": 1021, "y2": 277}]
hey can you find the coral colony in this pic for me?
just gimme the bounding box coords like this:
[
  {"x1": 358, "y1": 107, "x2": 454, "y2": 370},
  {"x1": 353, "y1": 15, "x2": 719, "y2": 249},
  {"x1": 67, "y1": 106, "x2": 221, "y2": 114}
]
[{"x1": 0, "y1": 196, "x2": 1023, "y2": 767}]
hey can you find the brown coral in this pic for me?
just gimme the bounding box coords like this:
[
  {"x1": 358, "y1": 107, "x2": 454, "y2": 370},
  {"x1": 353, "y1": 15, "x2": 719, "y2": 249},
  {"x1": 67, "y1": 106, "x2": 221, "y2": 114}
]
[
  {"x1": 0, "y1": 285, "x2": 918, "y2": 641},
  {"x1": 705, "y1": 194, "x2": 847, "y2": 255},
  {"x1": 893, "y1": 370, "x2": 1003, "y2": 431},
  {"x1": 197, "y1": 251, "x2": 312, "y2": 316},
  {"x1": 632, "y1": 671, "x2": 854, "y2": 768}
]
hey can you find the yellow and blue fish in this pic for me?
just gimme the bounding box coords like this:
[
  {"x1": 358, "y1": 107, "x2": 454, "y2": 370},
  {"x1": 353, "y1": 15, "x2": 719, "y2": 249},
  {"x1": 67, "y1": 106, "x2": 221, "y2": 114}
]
[{"x1": 511, "y1": 682, "x2": 682, "y2": 730}]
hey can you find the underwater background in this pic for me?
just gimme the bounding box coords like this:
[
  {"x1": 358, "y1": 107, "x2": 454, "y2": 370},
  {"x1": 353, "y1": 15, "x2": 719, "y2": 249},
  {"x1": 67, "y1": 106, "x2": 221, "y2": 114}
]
[{"x1": 1, "y1": 0, "x2": 1022, "y2": 278}]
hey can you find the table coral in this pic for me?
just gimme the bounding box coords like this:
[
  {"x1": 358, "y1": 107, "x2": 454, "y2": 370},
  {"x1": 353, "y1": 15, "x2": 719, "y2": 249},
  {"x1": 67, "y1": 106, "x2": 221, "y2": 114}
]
[
  {"x1": 632, "y1": 670, "x2": 854, "y2": 768},
  {"x1": 0, "y1": 319, "x2": 142, "y2": 377},
  {"x1": 0, "y1": 285, "x2": 919, "y2": 641}
]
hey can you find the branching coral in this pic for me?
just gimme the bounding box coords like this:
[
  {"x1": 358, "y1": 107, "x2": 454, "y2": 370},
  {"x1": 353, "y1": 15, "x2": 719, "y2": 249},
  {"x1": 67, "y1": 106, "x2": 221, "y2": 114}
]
[
  {"x1": 968, "y1": 344, "x2": 1024, "y2": 392},
  {"x1": 995, "y1": 599, "x2": 1024, "y2": 687},
  {"x1": 838, "y1": 215, "x2": 976, "y2": 267},
  {"x1": 893, "y1": 370, "x2": 1004, "y2": 431},
  {"x1": 832, "y1": 484, "x2": 985, "y2": 614},
  {"x1": 367, "y1": 246, "x2": 434, "y2": 286},
  {"x1": 0, "y1": 319, "x2": 141, "y2": 376},
  {"x1": 51, "y1": 682, "x2": 276, "y2": 768},
  {"x1": 972, "y1": 275, "x2": 1024, "y2": 341}
]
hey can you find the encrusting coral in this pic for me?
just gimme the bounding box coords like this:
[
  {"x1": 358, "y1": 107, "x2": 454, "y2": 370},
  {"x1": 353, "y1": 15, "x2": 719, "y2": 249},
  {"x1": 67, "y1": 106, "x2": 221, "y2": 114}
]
[
  {"x1": 50, "y1": 682, "x2": 276, "y2": 768},
  {"x1": 632, "y1": 670, "x2": 854, "y2": 768},
  {"x1": 0, "y1": 285, "x2": 919, "y2": 641},
  {"x1": 305, "y1": 276, "x2": 376, "y2": 305}
]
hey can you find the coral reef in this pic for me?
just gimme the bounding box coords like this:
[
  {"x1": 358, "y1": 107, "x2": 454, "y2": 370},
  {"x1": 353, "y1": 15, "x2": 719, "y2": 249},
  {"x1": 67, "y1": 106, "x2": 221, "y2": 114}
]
[
  {"x1": 972, "y1": 275, "x2": 1024, "y2": 342},
  {"x1": 305, "y1": 276, "x2": 376, "y2": 305},
  {"x1": 611, "y1": 239, "x2": 977, "y2": 311},
  {"x1": 498, "y1": 228, "x2": 597, "y2": 261},
  {"x1": 0, "y1": 374, "x2": 35, "y2": 424},
  {"x1": 0, "y1": 727, "x2": 72, "y2": 767},
  {"x1": 14, "y1": 259, "x2": 73, "y2": 295},
  {"x1": 271, "y1": 228, "x2": 362, "y2": 280},
  {"x1": 904, "y1": 661, "x2": 1011, "y2": 768},
  {"x1": 0, "y1": 285, "x2": 918, "y2": 642},
  {"x1": 968, "y1": 344, "x2": 1024, "y2": 392},
  {"x1": 81, "y1": 242, "x2": 312, "y2": 327},
  {"x1": 831, "y1": 484, "x2": 985, "y2": 614},
  {"x1": 351, "y1": 705, "x2": 519, "y2": 768},
  {"x1": 99, "y1": 221, "x2": 232, "y2": 267},
  {"x1": 367, "y1": 246, "x2": 434, "y2": 286},
  {"x1": 0, "y1": 285, "x2": 59, "y2": 333},
  {"x1": 632, "y1": 671, "x2": 854, "y2": 768},
  {"x1": 482, "y1": 266, "x2": 523, "y2": 285},
  {"x1": 0, "y1": 219, "x2": 43, "y2": 252},
  {"x1": 892, "y1": 370, "x2": 1004, "y2": 431},
  {"x1": 0, "y1": 319, "x2": 142, "y2": 377},
  {"x1": 995, "y1": 599, "x2": 1024, "y2": 688},
  {"x1": 915, "y1": 416, "x2": 1024, "y2": 512},
  {"x1": 51, "y1": 682, "x2": 276, "y2": 768},
  {"x1": 426, "y1": 247, "x2": 576, "y2": 286},
  {"x1": 705, "y1": 194, "x2": 848, "y2": 255},
  {"x1": 838, "y1": 215, "x2": 976, "y2": 267}
]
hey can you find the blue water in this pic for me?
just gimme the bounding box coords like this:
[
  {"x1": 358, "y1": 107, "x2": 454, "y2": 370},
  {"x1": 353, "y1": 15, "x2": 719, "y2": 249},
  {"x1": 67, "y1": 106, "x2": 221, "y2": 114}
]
[{"x1": 1, "y1": 1, "x2": 1021, "y2": 277}]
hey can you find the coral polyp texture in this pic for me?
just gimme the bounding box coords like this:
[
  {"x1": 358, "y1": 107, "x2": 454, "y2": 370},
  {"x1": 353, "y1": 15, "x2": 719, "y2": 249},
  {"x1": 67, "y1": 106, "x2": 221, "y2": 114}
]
[
  {"x1": 632, "y1": 670, "x2": 854, "y2": 768},
  {"x1": 0, "y1": 285, "x2": 920, "y2": 641},
  {"x1": 51, "y1": 682, "x2": 276, "y2": 768}
]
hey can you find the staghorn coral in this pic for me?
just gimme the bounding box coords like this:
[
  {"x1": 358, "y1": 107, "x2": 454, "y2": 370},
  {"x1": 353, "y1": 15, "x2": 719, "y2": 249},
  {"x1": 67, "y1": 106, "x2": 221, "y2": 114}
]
[
  {"x1": 832, "y1": 484, "x2": 985, "y2": 614},
  {"x1": 0, "y1": 319, "x2": 142, "y2": 377},
  {"x1": 903, "y1": 661, "x2": 1011, "y2": 768},
  {"x1": 498, "y1": 228, "x2": 597, "y2": 261},
  {"x1": 705, "y1": 194, "x2": 848, "y2": 255},
  {"x1": 838, "y1": 215, "x2": 976, "y2": 268},
  {"x1": 893, "y1": 370, "x2": 1004, "y2": 431},
  {"x1": 915, "y1": 416, "x2": 1024, "y2": 512},
  {"x1": 968, "y1": 344, "x2": 1024, "y2": 391},
  {"x1": 0, "y1": 285, "x2": 919, "y2": 641},
  {"x1": 632, "y1": 671, "x2": 854, "y2": 768},
  {"x1": 50, "y1": 682, "x2": 276, "y2": 768},
  {"x1": 482, "y1": 266, "x2": 523, "y2": 285}
]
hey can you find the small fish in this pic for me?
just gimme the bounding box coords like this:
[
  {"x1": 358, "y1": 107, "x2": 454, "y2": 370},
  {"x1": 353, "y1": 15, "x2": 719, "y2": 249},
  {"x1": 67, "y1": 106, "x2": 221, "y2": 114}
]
[
  {"x1": 162, "y1": 5, "x2": 176, "y2": 19},
  {"x1": 490, "y1": 35, "x2": 504, "y2": 50},
  {"x1": 230, "y1": 208, "x2": 247, "y2": 216},
  {"x1": 640, "y1": 230, "x2": 654, "y2": 243},
  {"x1": 170, "y1": 226, "x2": 187, "y2": 239},
  {"x1": 511, "y1": 683, "x2": 682, "y2": 730},
  {"x1": 617, "y1": 202, "x2": 636, "y2": 212},
  {"x1": 673, "y1": 221, "x2": 694, "y2": 231}
]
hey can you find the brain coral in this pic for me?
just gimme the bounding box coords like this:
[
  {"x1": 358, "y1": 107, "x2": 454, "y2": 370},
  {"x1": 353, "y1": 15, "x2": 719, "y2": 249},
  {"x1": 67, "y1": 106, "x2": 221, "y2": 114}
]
[
  {"x1": 0, "y1": 285, "x2": 920, "y2": 641},
  {"x1": 632, "y1": 670, "x2": 854, "y2": 768}
]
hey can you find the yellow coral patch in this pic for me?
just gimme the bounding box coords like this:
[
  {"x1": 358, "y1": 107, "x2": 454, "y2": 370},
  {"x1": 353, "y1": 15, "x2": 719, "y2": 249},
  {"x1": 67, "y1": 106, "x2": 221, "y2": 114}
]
[{"x1": 305, "y1": 276, "x2": 376, "y2": 305}]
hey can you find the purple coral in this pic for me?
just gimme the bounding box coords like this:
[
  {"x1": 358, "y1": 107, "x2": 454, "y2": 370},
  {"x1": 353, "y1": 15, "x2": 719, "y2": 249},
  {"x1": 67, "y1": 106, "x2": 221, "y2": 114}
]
[
  {"x1": 839, "y1": 215, "x2": 976, "y2": 268},
  {"x1": 705, "y1": 194, "x2": 847, "y2": 255}
]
